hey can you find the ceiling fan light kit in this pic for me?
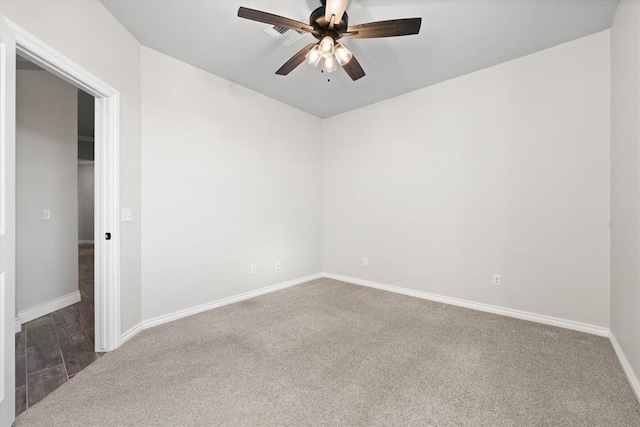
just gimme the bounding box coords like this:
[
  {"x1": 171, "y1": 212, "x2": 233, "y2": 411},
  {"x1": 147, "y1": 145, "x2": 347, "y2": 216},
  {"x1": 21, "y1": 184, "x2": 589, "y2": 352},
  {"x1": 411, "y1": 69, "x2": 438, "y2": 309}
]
[
  {"x1": 313, "y1": 35, "x2": 352, "y2": 73},
  {"x1": 319, "y1": 36, "x2": 335, "y2": 55},
  {"x1": 305, "y1": 45, "x2": 322, "y2": 68},
  {"x1": 334, "y1": 43, "x2": 353, "y2": 66},
  {"x1": 238, "y1": 0, "x2": 422, "y2": 81},
  {"x1": 323, "y1": 55, "x2": 338, "y2": 73}
]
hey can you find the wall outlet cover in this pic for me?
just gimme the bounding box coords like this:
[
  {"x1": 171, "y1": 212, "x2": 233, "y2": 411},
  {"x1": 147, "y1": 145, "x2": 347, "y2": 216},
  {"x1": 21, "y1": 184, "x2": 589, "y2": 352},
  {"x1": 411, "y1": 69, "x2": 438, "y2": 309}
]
[{"x1": 493, "y1": 274, "x2": 502, "y2": 286}]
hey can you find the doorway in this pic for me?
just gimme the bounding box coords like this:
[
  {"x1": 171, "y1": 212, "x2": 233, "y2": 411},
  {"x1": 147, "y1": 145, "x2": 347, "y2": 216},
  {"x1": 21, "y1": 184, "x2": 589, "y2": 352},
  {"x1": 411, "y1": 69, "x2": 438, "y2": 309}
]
[
  {"x1": 13, "y1": 64, "x2": 102, "y2": 414},
  {"x1": 1, "y1": 17, "x2": 121, "y2": 426}
]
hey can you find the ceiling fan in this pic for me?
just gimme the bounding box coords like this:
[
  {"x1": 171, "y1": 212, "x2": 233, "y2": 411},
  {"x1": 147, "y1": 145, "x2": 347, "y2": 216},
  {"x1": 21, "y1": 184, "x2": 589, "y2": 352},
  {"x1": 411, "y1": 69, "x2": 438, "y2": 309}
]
[{"x1": 238, "y1": 0, "x2": 422, "y2": 81}]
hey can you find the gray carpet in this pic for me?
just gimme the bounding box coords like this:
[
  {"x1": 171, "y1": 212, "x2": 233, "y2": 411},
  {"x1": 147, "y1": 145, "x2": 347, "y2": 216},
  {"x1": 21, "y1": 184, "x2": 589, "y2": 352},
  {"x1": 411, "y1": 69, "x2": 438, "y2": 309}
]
[{"x1": 15, "y1": 278, "x2": 640, "y2": 426}]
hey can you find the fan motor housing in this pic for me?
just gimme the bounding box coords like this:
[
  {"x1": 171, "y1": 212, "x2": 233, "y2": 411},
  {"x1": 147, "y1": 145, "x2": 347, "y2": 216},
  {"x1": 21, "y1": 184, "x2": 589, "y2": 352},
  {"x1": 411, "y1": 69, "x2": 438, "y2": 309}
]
[{"x1": 310, "y1": 6, "x2": 349, "y2": 40}]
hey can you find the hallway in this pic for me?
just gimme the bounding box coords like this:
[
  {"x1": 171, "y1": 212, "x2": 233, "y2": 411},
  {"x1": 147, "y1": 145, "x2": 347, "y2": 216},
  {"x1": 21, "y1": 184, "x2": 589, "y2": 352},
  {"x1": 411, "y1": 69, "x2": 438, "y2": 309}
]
[{"x1": 15, "y1": 244, "x2": 100, "y2": 415}]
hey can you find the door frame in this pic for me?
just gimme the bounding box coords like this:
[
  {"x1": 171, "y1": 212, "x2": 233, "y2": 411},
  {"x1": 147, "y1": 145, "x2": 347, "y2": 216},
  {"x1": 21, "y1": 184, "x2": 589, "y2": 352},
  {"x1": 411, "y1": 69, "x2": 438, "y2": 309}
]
[
  {"x1": 0, "y1": 17, "x2": 17, "y2": 427},
  {"x1": 2, "y1": 18, "x2": 121, "y2": 351}
]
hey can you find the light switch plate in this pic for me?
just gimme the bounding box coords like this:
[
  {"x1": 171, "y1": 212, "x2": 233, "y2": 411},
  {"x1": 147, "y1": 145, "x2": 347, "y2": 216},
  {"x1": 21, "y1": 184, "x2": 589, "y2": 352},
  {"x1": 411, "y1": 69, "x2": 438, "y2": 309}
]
[{"x1": 121, "y1": 208, "x2": 133, "y2": 222}]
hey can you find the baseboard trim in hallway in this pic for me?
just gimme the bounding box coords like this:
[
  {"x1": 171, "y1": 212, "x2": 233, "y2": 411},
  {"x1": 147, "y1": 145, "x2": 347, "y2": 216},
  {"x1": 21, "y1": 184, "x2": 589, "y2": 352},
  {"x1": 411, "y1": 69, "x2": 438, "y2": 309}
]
[
  {"x1": 121, "y1": 273, "x2": 324, "y2": 344},
  {"x1": 17, "y1": 291, "x2": 81, "y2": 327},
  {"x1": 322, "y1": 273, "x2": 610, "y2": 337}
]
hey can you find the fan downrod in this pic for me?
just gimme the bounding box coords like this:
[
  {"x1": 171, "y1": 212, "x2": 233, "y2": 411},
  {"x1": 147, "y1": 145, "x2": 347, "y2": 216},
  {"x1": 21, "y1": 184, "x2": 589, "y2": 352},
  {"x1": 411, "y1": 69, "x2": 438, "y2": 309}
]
[{"x1": 309, "y1": 6, "x2": 349, "y2": 40}]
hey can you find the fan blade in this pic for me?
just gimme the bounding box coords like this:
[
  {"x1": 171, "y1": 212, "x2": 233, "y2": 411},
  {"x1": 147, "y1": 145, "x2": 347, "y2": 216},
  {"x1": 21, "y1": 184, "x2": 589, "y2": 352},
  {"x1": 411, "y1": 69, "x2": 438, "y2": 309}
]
[
  {"x1": 342, "y1": 55, "x2": 365, "y2": 81},
  {"x1": 276, "y1": 43, "x2": 317, "y2": 75},
  {"x1": 238, "y1": 7, "x2": 316, "y2": 33},
  {"x1": 325, "y1": 0, "x2": 349, "y2": 25},
  {"x1": 346, "y1": 18, "x2": 422, "y2": 39}
]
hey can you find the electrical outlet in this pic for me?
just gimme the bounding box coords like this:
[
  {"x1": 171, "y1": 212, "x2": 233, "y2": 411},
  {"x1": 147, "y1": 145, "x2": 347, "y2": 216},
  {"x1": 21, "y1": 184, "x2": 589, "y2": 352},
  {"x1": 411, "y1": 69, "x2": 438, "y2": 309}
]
[
  {"x1": 250, "y1": 265, "x2": 257, "y2": 275},
  {"x1": 363, "y1": 257, "x2": 369, "y2": 266},
  {"x1": 275, "y1": 261, "x2": 280, "y2": 270},
  {"x1": 43, "y1": 209, "x2": 51, "y2": 220},
  {"x1": 493, "y1": 274, "x2": 502, "y2": 286}
]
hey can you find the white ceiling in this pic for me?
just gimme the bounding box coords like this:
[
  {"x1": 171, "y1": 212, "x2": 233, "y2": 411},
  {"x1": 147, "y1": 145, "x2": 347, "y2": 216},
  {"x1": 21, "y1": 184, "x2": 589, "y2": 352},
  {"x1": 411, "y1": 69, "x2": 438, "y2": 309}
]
[{"x1": 100, "y1": 0, "x2": 618, "y2": 118}]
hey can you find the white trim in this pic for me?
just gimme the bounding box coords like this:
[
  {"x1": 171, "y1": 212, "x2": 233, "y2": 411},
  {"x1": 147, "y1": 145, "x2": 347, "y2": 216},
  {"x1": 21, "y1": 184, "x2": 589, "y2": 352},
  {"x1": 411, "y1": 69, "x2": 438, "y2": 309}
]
[
  {"x1": 13, "y1": 318, "x2": 20, "y2": 334},
  {"x1": 610, "y1": 332, "x2": 640, "y2": 403},
  {"x1": 8, "y1": 20, "x2": 116, "y2": 99},
  {"x1": 2, "y1": 18, "x2": 122, "y2": 353},
  {"x1": 120, "y1": 323, "x2": 142, "y2": 345},
  {"x1": 16, "y1": 291, "x2": 80, "y2": 325},
  {"x1": 135, "y1": 273, "x2": 323, "y2": 334},
  {"x1": 78, "y1": 240, "x2": 95, "y2": 244},
  {"x1": 77, "y1": 160, "x2": 94, "y2": 165},
  {"x1": 323, "y1": 273, "x2": 610, "y2": 337},
  {"x1": 0, "y1": 36, "x2": 9, "y2": 238},
  {"x1": 119, "y1": 272, "x2": 640, "y2": 404},
  {"x1": 0, "y1": 21, "x2": 16, "y2": 417},
  {"x1": 100, "y1": 93, "x2": 121, "y2": 352}
]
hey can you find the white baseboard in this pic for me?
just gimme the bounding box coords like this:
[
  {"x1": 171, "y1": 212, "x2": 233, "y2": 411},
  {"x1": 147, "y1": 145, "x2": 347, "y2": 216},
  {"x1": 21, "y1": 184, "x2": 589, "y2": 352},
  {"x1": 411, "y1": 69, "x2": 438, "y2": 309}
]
[
  {"x1": 17, "y1": 291, "x2": 81, "y2": 325},
  {"x1": 323, "y1": 273, "x2": 610, "y2": 337},
  {"x1": 121, "y1": 273, "x2": 324, "y2": 343},
  {"x1": 119, "y1": 271, "x2": 640, "y2": 403},
  {"x1": 610, "y1": 332, "x2": 640, "y2": 403},
  {"x1": 142, "y1": 273, "x2": 323, "y2": 329},
  {"x1": 15, "y1": 317, "x2": 21, "y2": 334},
  {"x1": 120, "y1": 323, "x2": 143, "y2": 345},
  {"x1": 78, "y1": 240, "x2": 94, "y2": 244}
]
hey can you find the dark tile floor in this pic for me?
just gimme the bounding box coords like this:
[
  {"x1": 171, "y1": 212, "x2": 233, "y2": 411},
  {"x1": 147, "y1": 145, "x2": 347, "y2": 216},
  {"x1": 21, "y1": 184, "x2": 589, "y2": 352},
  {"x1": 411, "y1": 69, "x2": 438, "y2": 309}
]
[
  {"x1": 15, "y1": 244, "x2": 101, "y2": 416},
  {"x1": 75, "y1": 244, "x2": 96, "y2": 344}
]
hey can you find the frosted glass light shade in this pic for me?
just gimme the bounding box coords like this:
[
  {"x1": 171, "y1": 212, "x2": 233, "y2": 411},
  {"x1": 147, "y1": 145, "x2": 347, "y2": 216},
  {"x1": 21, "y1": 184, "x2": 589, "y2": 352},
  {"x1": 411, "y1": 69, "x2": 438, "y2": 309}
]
[
  {"x1": 334, "y1": 43, "x2": 353, "y2": 66},
  {"x1": 319, "y1": 36, "x2": 334, "y2": 55},
  {"x1": 305, "y1": 45, "x2": 322, "y2": 67},
  {"x1": 323, "y1": 55, "x2": 338, "y2": 72}
]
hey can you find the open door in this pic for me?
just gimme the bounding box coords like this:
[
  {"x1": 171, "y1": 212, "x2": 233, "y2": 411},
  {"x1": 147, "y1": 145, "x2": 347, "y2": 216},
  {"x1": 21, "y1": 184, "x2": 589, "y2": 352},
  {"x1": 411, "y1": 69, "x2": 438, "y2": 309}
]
[{"x1": 0, "y1": 16, "x2": 17, "y2": 427}]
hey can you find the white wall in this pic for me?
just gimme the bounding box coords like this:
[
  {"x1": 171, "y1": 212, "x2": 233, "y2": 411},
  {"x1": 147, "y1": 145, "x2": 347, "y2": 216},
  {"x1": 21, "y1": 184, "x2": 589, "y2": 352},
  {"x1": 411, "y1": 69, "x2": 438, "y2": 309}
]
[
  {"x1": 0, "y1": 1, "x2": 622, "y2": 351},
  {"x1": 16, "y1": 70, "x2": 78, "y2": 312},
  {"x1": 78, "y1": 163, "x2": 94, "y2": 242},
  {"x1": 323, "y1": 31, "x2": 611, "y2": 328},
  {"x1": 140, "y1": 47, "x2": 323, "y2": 321},
  {"x1": 1, "y1": 0, "x2": 142, "y2": 333},
  {"x1": 610, "y1": 0, "x2": 640, "y2": 394}
]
